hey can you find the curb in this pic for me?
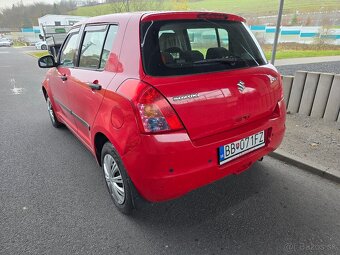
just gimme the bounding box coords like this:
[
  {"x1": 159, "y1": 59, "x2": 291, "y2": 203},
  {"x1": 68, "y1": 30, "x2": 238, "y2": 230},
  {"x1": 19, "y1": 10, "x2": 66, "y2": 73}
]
[{"x1": 269, "y1": 149, "x2": 340, "y2": 184}]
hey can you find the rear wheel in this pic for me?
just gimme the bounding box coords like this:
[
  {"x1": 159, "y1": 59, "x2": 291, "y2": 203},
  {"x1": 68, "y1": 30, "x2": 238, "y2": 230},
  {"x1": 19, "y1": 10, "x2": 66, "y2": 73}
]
[
  {"x1": 41, "y1": 44, "x2": 47, "y2": 50},
  {"x1": 46, "y1": 97, "x2": 62, "y2": 128},
  {"x1": 101, "y1": 142, "x2": 134, "y2": 214}
]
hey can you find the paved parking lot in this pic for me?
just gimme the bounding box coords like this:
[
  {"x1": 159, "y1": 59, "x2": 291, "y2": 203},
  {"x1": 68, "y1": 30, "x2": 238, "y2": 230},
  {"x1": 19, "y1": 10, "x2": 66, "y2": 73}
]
[{"x1": 0, "y1": 47, "x2": 339, "y2": 255}]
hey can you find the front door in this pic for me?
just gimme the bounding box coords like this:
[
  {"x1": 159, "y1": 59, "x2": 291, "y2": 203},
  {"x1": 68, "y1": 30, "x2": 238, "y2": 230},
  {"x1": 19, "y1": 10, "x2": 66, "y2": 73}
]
[{"x1": 49, "y1": 28, "x2": 80, "y2": 131}]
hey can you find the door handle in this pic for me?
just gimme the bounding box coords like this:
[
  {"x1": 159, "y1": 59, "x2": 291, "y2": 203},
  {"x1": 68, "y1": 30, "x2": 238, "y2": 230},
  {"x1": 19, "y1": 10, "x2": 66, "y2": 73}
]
[
  {"x1": 87, "y1": 82, "x2": 102, "y2": 90},
  {"x1": 60, "y1": 75, "x2": 67, "y2": 81}
]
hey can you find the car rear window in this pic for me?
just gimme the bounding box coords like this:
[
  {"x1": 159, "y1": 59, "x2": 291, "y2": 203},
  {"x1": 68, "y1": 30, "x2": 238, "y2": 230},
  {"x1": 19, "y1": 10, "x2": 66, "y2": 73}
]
[{"x1": 141, "y1": 19, "x2": 267, "y2": 76}]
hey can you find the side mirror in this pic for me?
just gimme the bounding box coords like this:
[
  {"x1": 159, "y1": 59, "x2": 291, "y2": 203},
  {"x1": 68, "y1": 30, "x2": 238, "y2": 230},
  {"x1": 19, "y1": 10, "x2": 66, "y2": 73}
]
[{"x1": 38, "y1": 55, "x2": 57, "y2": 68}]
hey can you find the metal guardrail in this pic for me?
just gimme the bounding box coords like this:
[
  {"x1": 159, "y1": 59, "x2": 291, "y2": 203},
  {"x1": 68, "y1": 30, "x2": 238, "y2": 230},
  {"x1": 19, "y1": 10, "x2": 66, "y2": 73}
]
[{"x1": 283, "y1": 71, "x2": 340, "y2": 122}]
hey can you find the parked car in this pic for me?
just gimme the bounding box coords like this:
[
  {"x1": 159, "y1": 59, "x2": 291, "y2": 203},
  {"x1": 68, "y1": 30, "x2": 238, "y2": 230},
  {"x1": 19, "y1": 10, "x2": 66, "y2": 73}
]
[
  {"x1": 0, "y1": 38, "x2": 12, "y2": 47},
  {"x1": 35, "y1": 41, "x2": 47, "y2": 50},
  {"x1": 38, "y1": 12, "x2": 286, "y2": 214}
]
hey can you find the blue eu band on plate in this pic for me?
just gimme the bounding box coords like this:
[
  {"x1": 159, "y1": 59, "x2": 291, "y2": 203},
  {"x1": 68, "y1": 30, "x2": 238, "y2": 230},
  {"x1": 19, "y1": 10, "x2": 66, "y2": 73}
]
[{"x1": 219, "y1": 130, "x2": 265, "y2": 165}]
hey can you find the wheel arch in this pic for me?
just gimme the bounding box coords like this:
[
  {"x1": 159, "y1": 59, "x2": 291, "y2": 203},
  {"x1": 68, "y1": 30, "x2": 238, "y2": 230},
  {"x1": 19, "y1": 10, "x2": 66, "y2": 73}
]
[
  {"x1": 42, "y1": 77, "x2": 50, "y2": 101},
  {"x1": 42, "y1": 86, "x2": 48, "y2": 101},
  {"x1": 94, "y1": 130, "x2": 146, "y2": 209},
  {"x1": 94, "y1": 132, "x2": 110, "y2": 166},
  {"x1": 93, "y1": 129, "x2": 130, "y2": 167}
]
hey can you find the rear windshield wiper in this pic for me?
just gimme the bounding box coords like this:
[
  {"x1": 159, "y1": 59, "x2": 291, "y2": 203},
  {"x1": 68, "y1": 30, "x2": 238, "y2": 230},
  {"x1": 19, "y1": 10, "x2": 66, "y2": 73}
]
[
  {"x1": 239, "y1": 44, "x2": 259, "y2": 66},
  {"x1": 193, "y1": 56, "x2": 249, "y2": 66}
]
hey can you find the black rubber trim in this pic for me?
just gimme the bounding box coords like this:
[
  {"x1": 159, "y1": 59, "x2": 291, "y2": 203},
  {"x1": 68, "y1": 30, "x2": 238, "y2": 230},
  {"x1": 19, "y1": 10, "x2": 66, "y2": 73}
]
[{"x1": 54, "y1": 98, "x2": 90, "y2": 130}]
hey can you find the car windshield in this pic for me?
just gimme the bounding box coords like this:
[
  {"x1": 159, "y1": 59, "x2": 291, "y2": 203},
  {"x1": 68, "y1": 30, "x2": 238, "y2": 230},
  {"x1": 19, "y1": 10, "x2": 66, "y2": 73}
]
[{"x1": 140, "y1": 19, "x2": 267, "y2": 76}]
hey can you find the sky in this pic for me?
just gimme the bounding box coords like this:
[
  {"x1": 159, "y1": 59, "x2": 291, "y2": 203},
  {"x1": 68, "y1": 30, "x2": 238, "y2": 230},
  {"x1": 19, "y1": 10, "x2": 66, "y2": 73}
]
[{"x1": 0, "y1": 0, "x2": 58, "y2": 9}]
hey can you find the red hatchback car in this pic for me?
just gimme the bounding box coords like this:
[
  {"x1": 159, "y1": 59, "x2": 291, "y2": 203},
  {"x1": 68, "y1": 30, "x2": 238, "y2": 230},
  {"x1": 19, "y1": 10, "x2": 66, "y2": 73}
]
[{"x1": 38, "y1": 11, "x2": 286, "y2": 214}]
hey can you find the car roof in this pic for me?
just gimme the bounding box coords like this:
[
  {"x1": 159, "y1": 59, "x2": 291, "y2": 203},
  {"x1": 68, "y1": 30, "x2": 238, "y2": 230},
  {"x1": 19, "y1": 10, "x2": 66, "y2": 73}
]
[{"x1": 73, "y1": 11, "x2": 246, "y2": 27}]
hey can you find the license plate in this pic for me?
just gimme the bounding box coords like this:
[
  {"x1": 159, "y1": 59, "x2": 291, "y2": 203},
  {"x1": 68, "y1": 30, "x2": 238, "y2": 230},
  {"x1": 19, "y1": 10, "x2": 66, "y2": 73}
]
[{"x1": 218, "y1": 130, "x2": 265, "y2": 165}]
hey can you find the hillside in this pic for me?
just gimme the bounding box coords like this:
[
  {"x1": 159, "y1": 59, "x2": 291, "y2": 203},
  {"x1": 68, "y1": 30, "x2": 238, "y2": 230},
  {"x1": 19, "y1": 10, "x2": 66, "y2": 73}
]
[
  {"x1": 70, "y1": 0, "x2": 340, "y2": 17},
  {"x1": 189, "y1": 0, "x2": 339, "y2": 15}
]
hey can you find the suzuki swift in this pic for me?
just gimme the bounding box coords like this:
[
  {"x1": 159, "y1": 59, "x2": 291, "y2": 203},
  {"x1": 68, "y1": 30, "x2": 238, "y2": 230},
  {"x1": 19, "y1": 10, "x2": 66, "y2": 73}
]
[{"x1": 38, "y1": 12, "x2": 286, "y2": 214}]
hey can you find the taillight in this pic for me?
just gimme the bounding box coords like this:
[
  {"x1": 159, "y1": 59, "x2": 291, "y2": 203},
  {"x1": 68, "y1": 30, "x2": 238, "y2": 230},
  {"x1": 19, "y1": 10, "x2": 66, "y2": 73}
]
[
  {"x1": 136, "y1": 86, "x2": 183, "y2": 133},
  {"x1": 117, "y1": 80, "x2": 184, "y2": 134},
  {"x1": 272, "y1": 102, "x2": 281, "y2": 118},
  {"x1": 280, "y1": 77, "x2": 284, "y2": 99}
]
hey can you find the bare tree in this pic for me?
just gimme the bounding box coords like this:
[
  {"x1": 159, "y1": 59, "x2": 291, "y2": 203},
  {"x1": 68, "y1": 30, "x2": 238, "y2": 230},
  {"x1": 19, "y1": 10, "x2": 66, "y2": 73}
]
[{"x1": 315, "y1": 16, "x2": 333, "y2": 48}]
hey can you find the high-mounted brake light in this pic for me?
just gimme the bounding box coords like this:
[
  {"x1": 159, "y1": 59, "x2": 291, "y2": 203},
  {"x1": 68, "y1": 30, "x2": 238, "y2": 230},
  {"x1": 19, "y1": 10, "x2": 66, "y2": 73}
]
[
  {"x1": 197, "y1": 13, "x2": 228, "y2": 20},
  {"x1": 136, "y1": 86, "x2": 183, "y2": 133}
]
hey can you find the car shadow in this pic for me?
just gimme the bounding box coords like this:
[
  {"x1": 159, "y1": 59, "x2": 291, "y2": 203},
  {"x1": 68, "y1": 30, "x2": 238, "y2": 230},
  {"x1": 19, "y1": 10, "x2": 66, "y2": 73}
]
[{"x1": 131, "y1": 162, "x2": 270, "y2": 227}]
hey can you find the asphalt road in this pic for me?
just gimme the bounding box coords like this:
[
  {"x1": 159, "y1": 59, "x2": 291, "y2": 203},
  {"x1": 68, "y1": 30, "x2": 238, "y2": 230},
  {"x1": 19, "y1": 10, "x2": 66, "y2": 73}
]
[{"x1": 1, "y1": 47, "x2": 339, "y2": 255}]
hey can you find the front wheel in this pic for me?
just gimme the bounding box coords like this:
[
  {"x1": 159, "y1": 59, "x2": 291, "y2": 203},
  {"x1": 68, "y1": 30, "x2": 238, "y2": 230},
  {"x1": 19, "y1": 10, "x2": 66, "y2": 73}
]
[
  {"x1": 46, "y1": 97, "x2": 63, "y2": 128},
  {"x1": 41, "y1": 44, "x2": 47, "y2": 50},
  {"x1": 101, "y1": 142, "x2": 134, "y2": 214}
]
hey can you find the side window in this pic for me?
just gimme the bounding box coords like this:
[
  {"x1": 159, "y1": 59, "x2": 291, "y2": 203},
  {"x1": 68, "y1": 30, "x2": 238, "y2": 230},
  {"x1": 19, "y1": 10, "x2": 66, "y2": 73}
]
[
  {"x1": 79, "y1": 25, "x2": 107, "y2": 69},
  {"x1": 59, "y1": 31, "x2": 79, "y2": 67},
  {"x1": 218, "y1": 28, "x2": 229, "y2": 50},
  {"x1": 99, "y1": 25, "x2": 118, "y2": 69}
]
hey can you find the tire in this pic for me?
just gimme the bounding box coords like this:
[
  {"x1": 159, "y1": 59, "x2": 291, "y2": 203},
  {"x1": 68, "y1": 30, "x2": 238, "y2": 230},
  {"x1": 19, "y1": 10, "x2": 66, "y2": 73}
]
[
  {"x1": 46, "y1": 97, "x2": 63, "y2": 128},
  {"x1": 41, "y1": 44, "x2": 47, "y2": 50},
  {"x1": 101, "y1": 142, "x2": 134, "y2": 214}
]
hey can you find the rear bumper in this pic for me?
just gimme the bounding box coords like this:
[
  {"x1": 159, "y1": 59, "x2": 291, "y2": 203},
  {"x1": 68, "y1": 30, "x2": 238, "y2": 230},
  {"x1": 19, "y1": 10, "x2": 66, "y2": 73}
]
[{"x1": 123, "y1": 99, "x2": 286, "y2": 202}]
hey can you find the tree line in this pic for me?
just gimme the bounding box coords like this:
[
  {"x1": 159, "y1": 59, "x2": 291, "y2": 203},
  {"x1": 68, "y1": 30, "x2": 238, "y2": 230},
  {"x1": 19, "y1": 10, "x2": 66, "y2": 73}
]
[
  {"x1": 0, "y1": 0, "x2": 189, "y2": 29},
  {"x1": 0, "y1": 1, "x2": 77, "y2": 29}
]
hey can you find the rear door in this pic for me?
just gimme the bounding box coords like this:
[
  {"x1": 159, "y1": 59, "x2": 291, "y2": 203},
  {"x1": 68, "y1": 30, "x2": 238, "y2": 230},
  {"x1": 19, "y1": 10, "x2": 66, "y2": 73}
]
[{"x1": 66, "y1": 24, "x2": 118, "y2": 146}]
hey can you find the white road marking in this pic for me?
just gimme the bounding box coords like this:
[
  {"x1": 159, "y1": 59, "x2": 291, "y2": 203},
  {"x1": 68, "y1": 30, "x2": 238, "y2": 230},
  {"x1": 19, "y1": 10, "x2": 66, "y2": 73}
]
[{"x1": 10, "y1": 78, "x2": 25, "y2": 95}]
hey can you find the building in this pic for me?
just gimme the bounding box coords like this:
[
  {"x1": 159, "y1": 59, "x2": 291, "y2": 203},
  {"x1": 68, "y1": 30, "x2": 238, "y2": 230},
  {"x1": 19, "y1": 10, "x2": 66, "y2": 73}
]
[
  {"x1": 38, "y1": 14, "x2": 88, "y2": 29},
  {"x1": 9, "y1": 15, "x2": 88, "y2": 44}
]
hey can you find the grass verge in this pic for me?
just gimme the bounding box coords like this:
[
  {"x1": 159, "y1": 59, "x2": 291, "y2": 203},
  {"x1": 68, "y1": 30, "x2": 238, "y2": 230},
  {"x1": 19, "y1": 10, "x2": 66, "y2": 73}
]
[
  {"x1": 264, "y1": 50, "x2": 340, "y2": 60},
  {"x1": 70, "y1": 0, "x2": 340, "y2": 16},
  {"x1": 26, "y1": 51, "x2": 49, "y2": 58}
]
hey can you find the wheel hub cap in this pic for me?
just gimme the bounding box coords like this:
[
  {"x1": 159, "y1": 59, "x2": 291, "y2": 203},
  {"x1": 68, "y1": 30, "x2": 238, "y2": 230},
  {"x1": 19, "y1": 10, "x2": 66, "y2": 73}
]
[
  {"x1": 103, "y1": 154, "x2": 125, "y2": 205},
  {"x1": 47, "y1": 98, "x2": 55, "y2": 123}
]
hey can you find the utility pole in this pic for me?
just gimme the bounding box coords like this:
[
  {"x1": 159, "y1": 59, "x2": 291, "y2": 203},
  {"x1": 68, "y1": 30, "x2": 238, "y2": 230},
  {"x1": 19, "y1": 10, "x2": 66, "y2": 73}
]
[
  {"x1": 126, "y1": 0, "x2": 130, "y2": 12},
  {"x1": 271, "y1": 0, "x2": 285, "y2": 65}
]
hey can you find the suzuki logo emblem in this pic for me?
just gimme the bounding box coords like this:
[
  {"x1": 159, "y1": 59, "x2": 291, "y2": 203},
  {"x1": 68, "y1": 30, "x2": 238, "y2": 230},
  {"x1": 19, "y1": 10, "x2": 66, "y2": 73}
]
[{"x1": 237, "y1": 81, "x2": 245, "y2": 92}]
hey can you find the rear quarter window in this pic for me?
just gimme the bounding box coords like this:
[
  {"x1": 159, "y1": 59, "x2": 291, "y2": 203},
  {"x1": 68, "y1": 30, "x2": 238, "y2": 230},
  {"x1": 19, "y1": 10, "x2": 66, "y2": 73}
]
[{"x1": 100, "y1": 25, "x2": 118, "y2": 69}]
